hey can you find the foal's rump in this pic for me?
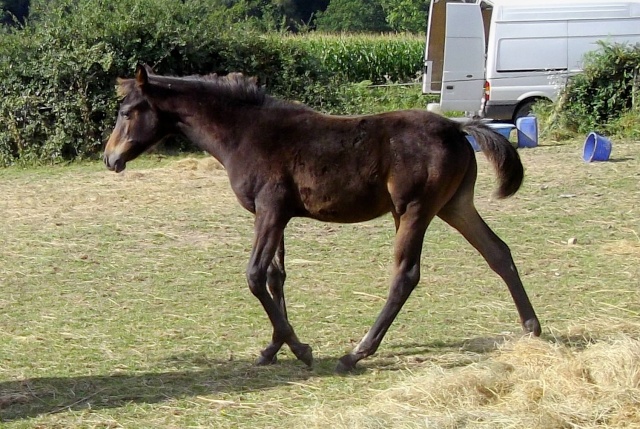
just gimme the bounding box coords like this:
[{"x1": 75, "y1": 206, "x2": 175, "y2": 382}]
[
  {"x1": 374, "y1": 112, "x2": 523, "y2": 217},
  {"x1": 282, "y1": 109, "x2": 521, "y2": 223}
]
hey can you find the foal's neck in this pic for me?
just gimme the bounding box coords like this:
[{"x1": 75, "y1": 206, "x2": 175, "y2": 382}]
[
  {"x1": 149, "y1": 78, "x2": 305, "y2": 168},
  {"x1": 167, "y1": 93, "x2": 248, "y2": 168}
]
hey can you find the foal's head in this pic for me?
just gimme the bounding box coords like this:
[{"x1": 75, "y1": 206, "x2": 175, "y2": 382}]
[{"x1": 104, "y1": 65, "x2": 167, "y2": 173}]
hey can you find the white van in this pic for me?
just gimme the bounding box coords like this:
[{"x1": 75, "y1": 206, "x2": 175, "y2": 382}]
[{"x1": 422, "y1": 0, "x2": 640, "y2": 122}]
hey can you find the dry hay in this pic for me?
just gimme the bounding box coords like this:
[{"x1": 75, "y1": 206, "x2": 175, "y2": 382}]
[
  {"x1": 601, "y1": 240, "x2": 640, "y2": 257},
  {"x1": 170, "y1": 156, "x2": 224, "y2": 172},
  {"x1": 300, "y1": 320, "x2": 640, "y2": 429}
]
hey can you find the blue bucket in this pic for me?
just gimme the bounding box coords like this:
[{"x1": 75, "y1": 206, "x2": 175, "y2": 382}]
[
  {"x1": 583, "y1": 132, "x2": 612, "y2": 162},
  {"x1": 466, "y1": 135, "x2": 481, "y2": 152},
  {"x1": 488, "y1": 123, "x2": 515, "y2": 140},
  {"x1": 516, "y1": 116, "x2": 538, "y2": 148}
]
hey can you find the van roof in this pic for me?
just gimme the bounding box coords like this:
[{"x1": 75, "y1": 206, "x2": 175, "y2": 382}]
[
  {"x1": 481, "y1": 0, "x2": 640, "y2": 19},
  {"x1": 483, "y1": 0, "x2": 640, "y2": 5}
]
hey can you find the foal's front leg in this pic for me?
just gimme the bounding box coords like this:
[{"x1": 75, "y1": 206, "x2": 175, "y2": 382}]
[
  {"x1": 268, "y1": 238, "x2": 288, "y2": 320},
  {"x1": 248, "y1": 213, "x2": 312, "y2": 367}
]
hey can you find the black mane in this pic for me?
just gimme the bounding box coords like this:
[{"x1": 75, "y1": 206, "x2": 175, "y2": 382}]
[{"x1": 118, "y1": 71, "x2": 310, "y2": 111}]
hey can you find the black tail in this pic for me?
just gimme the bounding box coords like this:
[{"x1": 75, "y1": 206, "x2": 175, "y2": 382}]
[{"x1": 462, "y1": 120, "x2": 524, "y2": 199}]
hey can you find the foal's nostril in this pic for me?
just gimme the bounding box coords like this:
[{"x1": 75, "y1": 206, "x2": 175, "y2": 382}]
[
  {"x1": 103, "y1": 153, "x2": 119, "y2": 171},
  {"x1": 103, "y1": 154, "x2": 112, "y2": 170},
  {"x1": 113, "y1": 158, "x2": 126, "y2": 173}
]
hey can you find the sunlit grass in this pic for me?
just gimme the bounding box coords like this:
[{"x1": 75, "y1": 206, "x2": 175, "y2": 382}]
[{"x1": 0, "y1": 137, "x2": 638, "y2": 427}]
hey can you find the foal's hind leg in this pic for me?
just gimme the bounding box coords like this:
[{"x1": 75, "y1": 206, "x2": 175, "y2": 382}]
[
  {"x1": 439, "y1": 200, "x2": 541, "y2": 336},
  {"x1": 337, "y1": 205, "x2": 431, "y2": 372},
  {"x1": 256, "y1": 238, "x2": 288, "y2": 365}
]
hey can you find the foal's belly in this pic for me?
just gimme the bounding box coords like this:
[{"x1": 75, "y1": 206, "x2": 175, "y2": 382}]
[{"x1": 297, "y1": 180, "x2": 391, "y2": 223}]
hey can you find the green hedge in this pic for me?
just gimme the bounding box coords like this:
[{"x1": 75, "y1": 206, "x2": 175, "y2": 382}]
[
  {"x1": 0, "y1": 0, "x2": 424, "y2": 166},
  {"x1": 0, "y1": 0, "x2": 323, "y2": 165}
]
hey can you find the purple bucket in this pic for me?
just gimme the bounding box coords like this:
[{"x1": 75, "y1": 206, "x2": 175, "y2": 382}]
[{"x1": 583, "y1": 132, "x2": 612, "y2": 162}]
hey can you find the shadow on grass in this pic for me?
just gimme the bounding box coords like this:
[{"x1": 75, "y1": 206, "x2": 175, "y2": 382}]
[
  {"x1": 604, "y1": 156, "x2": 634, "y2": 163},
  {"x1": 1, "y1": 334, "x2": 567, "y2": 421},
  {"x1": 384, "y1": 335, "x2": 513, "y2": 356},
  {"x1": 0, "y1": 356, "x2": 341, "y2": 422},
  {"x1": 363, "y1": 335, "x2": 515, "y2": 372},
  {"x1": 373, "y1": 331, "x2": 620, "y2": 372}
]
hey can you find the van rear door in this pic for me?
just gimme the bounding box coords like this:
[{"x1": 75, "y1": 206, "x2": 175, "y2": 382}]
[{"x1": 440, "y1": 3, "x2": 486, "y2": 112}]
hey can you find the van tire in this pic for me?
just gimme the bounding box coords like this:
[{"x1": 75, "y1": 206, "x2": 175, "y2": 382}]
[{"x1": 513, "y1": 100, "x2": 536, "y2": 122}]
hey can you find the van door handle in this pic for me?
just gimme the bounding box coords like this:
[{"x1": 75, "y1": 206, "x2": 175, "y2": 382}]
[
  {"x1": 446, "y1": 85, "x2": 454, "y2": 90},
  {"x1": 466, "y1": 74, "x2": 473, "y2": 78}
]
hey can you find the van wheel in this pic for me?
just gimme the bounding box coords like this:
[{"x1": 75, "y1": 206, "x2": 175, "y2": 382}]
[{"x1": 513, "y1": 100, "x2": 535, "y2": 121}]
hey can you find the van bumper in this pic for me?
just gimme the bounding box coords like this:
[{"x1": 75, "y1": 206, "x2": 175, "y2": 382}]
[{"x1": 483, "y1": 101, "x2": 517, "y2": 121}]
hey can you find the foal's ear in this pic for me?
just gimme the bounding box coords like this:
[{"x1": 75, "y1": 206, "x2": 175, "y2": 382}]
[{"x1": 135, "y1": 64, "x2": 150, "y2": 89}]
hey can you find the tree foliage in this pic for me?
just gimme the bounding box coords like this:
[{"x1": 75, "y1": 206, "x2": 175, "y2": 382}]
[
  {"x1": 315, "y1": 0, "x2": 390, "y2": 33},
  {"x1": 1, "y1": 0, "x2": 431, "y2": 33},
  {"x1": 1, "y1": 0, "x2": 29, "y2": 25},
  {"x1": 380, "y1": 0, "x2": 429, "y2": 33}
]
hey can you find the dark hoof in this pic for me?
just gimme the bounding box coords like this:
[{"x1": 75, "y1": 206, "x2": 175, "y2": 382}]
[
  {"x1": 524, "y1": 318, "x2": 542, "y2": 337},
  {"x1": 291, "y1": 343, "x2": 313, "y2": 367},
  {"x1": 255, "y1": 353, "x2": 278, "y2": 366},
  {"x1": 335, "y1": 354, "x2": 357, "y2": 374}
]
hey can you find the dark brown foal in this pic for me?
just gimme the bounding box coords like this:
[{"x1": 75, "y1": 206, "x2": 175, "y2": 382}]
[{"x1": 104, "y1": 66, "x2": 541, "y2": 372}]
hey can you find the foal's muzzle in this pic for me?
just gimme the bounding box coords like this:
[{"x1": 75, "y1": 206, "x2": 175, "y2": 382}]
[{"x1": 104, "y1": 153, "x2": 126, "y2": 173}]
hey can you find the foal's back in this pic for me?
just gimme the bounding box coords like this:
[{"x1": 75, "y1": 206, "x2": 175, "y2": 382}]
[{"x1": 234, "y1": 107, "x2": 472, "y2": 223}]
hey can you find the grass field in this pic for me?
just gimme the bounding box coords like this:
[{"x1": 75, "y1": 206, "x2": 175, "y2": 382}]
[{"x1": 0, "y1": 137, "x2": 639, "y2": 428}]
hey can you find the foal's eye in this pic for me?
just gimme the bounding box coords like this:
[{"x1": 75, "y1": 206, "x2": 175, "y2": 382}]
[{"x1": 120, "y1": 110, "x2": 131, "y2": 119}]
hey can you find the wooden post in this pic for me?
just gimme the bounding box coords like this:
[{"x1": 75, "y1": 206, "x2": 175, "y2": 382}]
[{"x1": 633, "y1": 69, "x2": 639, "y2": 111}]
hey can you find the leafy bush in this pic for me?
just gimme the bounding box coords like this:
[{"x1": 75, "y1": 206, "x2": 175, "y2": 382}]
[{"x1": 550, "y1": 42, "x2": 640, "y2": 136}]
